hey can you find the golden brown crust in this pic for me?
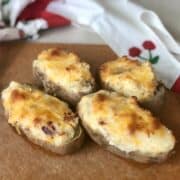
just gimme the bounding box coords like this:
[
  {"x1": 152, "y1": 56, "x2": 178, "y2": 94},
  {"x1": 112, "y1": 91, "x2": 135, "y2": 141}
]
[
  {"x1": 33, "y1": 66, "x2": 96, "y2": 105},
  {"x1": 99, "y1": 56, "x2": 158, "y2": 102},
  {"x1": 127, "y1": 114, "x2": 161, "y2": 136},
  {"x1": 99, "y1": 57, "x2": 165, "y2": 114},
  {"x1": 10, "y1": 89, "x2": 28, "y2": 102},
  {"x1": 37, "y1": 48, "x2": 72, "y2": 61},
  {"x1": 91, "y1": 91, "x2": 162, "y2": 136},
  {"x1": 1, "y1": 82, "x2": 85, "y2": 155},
  {"x1": 33, "y1": 48, "x2": 96, "y2": 105},
  {"x1": 77, "y1": 90, "x2": 175, "y2": 163}
]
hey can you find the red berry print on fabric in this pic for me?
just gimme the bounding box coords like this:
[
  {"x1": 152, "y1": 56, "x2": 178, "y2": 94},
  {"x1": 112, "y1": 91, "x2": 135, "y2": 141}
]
[
  {"x1": 128, "y1": 40, "x2": 159, "y2": 64},
  {"x1": 129, "y1": 47, "x2": 141, "y2": 57},
  {"x1": 143, "y1": 41, "x2": 156, "y2": 50}
]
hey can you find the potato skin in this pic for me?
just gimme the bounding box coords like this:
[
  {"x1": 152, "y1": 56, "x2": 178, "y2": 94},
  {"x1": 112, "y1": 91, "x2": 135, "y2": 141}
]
[
  {"x1": 77, "y1": 90, "x2": 174, "y2": 163},
  {"x1": 33, "y1": 66, "x2": 96, "y2": 106},
  {"x1": 140, "y1": 84, "x2": 165, "y2": 115},
  {"x1": 79, "y1": 113, "x2": 172, "y2": 163},
  {"x1": 2, "y1": 82, "x2": 85, "y2": 155},
  {"x1": 21, "y1": 126, "x2": 85, "y2": 155}
]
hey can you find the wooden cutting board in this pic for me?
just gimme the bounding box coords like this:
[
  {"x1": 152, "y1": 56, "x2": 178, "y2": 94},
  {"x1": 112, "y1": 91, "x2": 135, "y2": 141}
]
[{"x1": 0, "y1": 42, "x2": 180, "y2": 180}]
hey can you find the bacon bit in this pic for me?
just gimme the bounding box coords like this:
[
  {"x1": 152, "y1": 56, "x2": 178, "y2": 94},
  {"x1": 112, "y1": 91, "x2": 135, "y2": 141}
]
[
  {"x1": 47, "y1": 121, "x2": 52, "y2": 126},
  {"x1": 11, "y1": 90, "x2": 27, "y2": 102},
  {"x1": 47, "y1": 121, "x2": 56, "y2": 131},
  {"x1": 33, "y1": 117, "x2": 42, "y2": 125},
  {"x1": 41, "y1": 126, "x2": 54, "y2": 135},
  {"x1": 51, "y1": 125, "x2": 56, "y2": 131},
  {"x1": 99, "y1": 120, "x2": 106, "y2": 125}
]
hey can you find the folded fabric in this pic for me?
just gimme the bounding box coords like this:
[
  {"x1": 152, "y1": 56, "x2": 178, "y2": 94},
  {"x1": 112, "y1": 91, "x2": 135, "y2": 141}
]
[
  {"x1": 1, "y1": 0, "x2": 180, "y2": 93},
  {"x1": 47, "y1": 0, "x2": 180, "y2": 93},
  {"x1": 0, "y1": 0, "x2": 70, "y2": 40}
]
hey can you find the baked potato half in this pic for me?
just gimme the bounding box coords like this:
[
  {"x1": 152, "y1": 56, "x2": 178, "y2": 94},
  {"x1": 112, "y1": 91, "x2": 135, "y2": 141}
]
[
  {"x1": 33, "y1": 48, "x2": 96, "y2": 105},
  {"x1": 1, "y1": 81, "x2": 84, "y2": 155},
  {"x1": 99, "y1": 56, "x2": 165, "y2": 114},
  {"x1": 78, "y1": 90, "x2": 175, "y2": 163}
]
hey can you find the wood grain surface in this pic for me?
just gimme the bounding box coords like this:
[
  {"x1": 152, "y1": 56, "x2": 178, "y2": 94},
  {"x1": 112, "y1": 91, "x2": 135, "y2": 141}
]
[{"x1": 0, "y1": 42, "x2": 180, "y2": 180}]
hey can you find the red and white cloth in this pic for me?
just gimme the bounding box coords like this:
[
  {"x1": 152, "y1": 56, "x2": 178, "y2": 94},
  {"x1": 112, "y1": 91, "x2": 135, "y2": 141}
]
[
  {"x1": 0, "y1": 0, "x2": 70, "y2": 40},
  {"x1": 0, "y1": 0, "x2": 180, "y2": 93}
]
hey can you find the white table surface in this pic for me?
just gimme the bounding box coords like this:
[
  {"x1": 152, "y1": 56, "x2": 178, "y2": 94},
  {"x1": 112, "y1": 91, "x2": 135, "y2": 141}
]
[{"x1": 37, "y1": 0, "x2": 180, "y2": 44}]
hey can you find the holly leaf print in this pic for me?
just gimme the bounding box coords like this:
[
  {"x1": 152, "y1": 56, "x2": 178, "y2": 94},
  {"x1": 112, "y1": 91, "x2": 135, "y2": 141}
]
[{"x1": 150, "y1": 55, "x2": 159, "y2": 64}]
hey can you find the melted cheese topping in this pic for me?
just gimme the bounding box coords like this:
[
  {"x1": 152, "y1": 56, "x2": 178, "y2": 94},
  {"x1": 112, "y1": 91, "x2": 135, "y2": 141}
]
[
  {"x1": 78, "y1": 90, "x2": 175, "y2": 156},
  {"x1": 100, "y1": 57, "x2": 157, "y2": 101},
  {"x1": 1, "y1": 81, "x2": 79, "y2": 146},
  {"x1": 33, "y1": 48, "x2": 95, "y2": 94}
]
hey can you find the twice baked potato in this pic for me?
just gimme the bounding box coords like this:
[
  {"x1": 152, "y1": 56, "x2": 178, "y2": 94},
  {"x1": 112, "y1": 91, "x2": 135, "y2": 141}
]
[
  {"x1": 99, "y1": 56, "x2": 165, "y2": 113},
  {"x1": 33, "y1": 48, "x2": 95, "y2": 105},
  {"x1": 78, "y1": 90, "x2": 175, "y2": 163},
  {"x1": 1, "y1": 81, "x2": 84, "y2": 155}
]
